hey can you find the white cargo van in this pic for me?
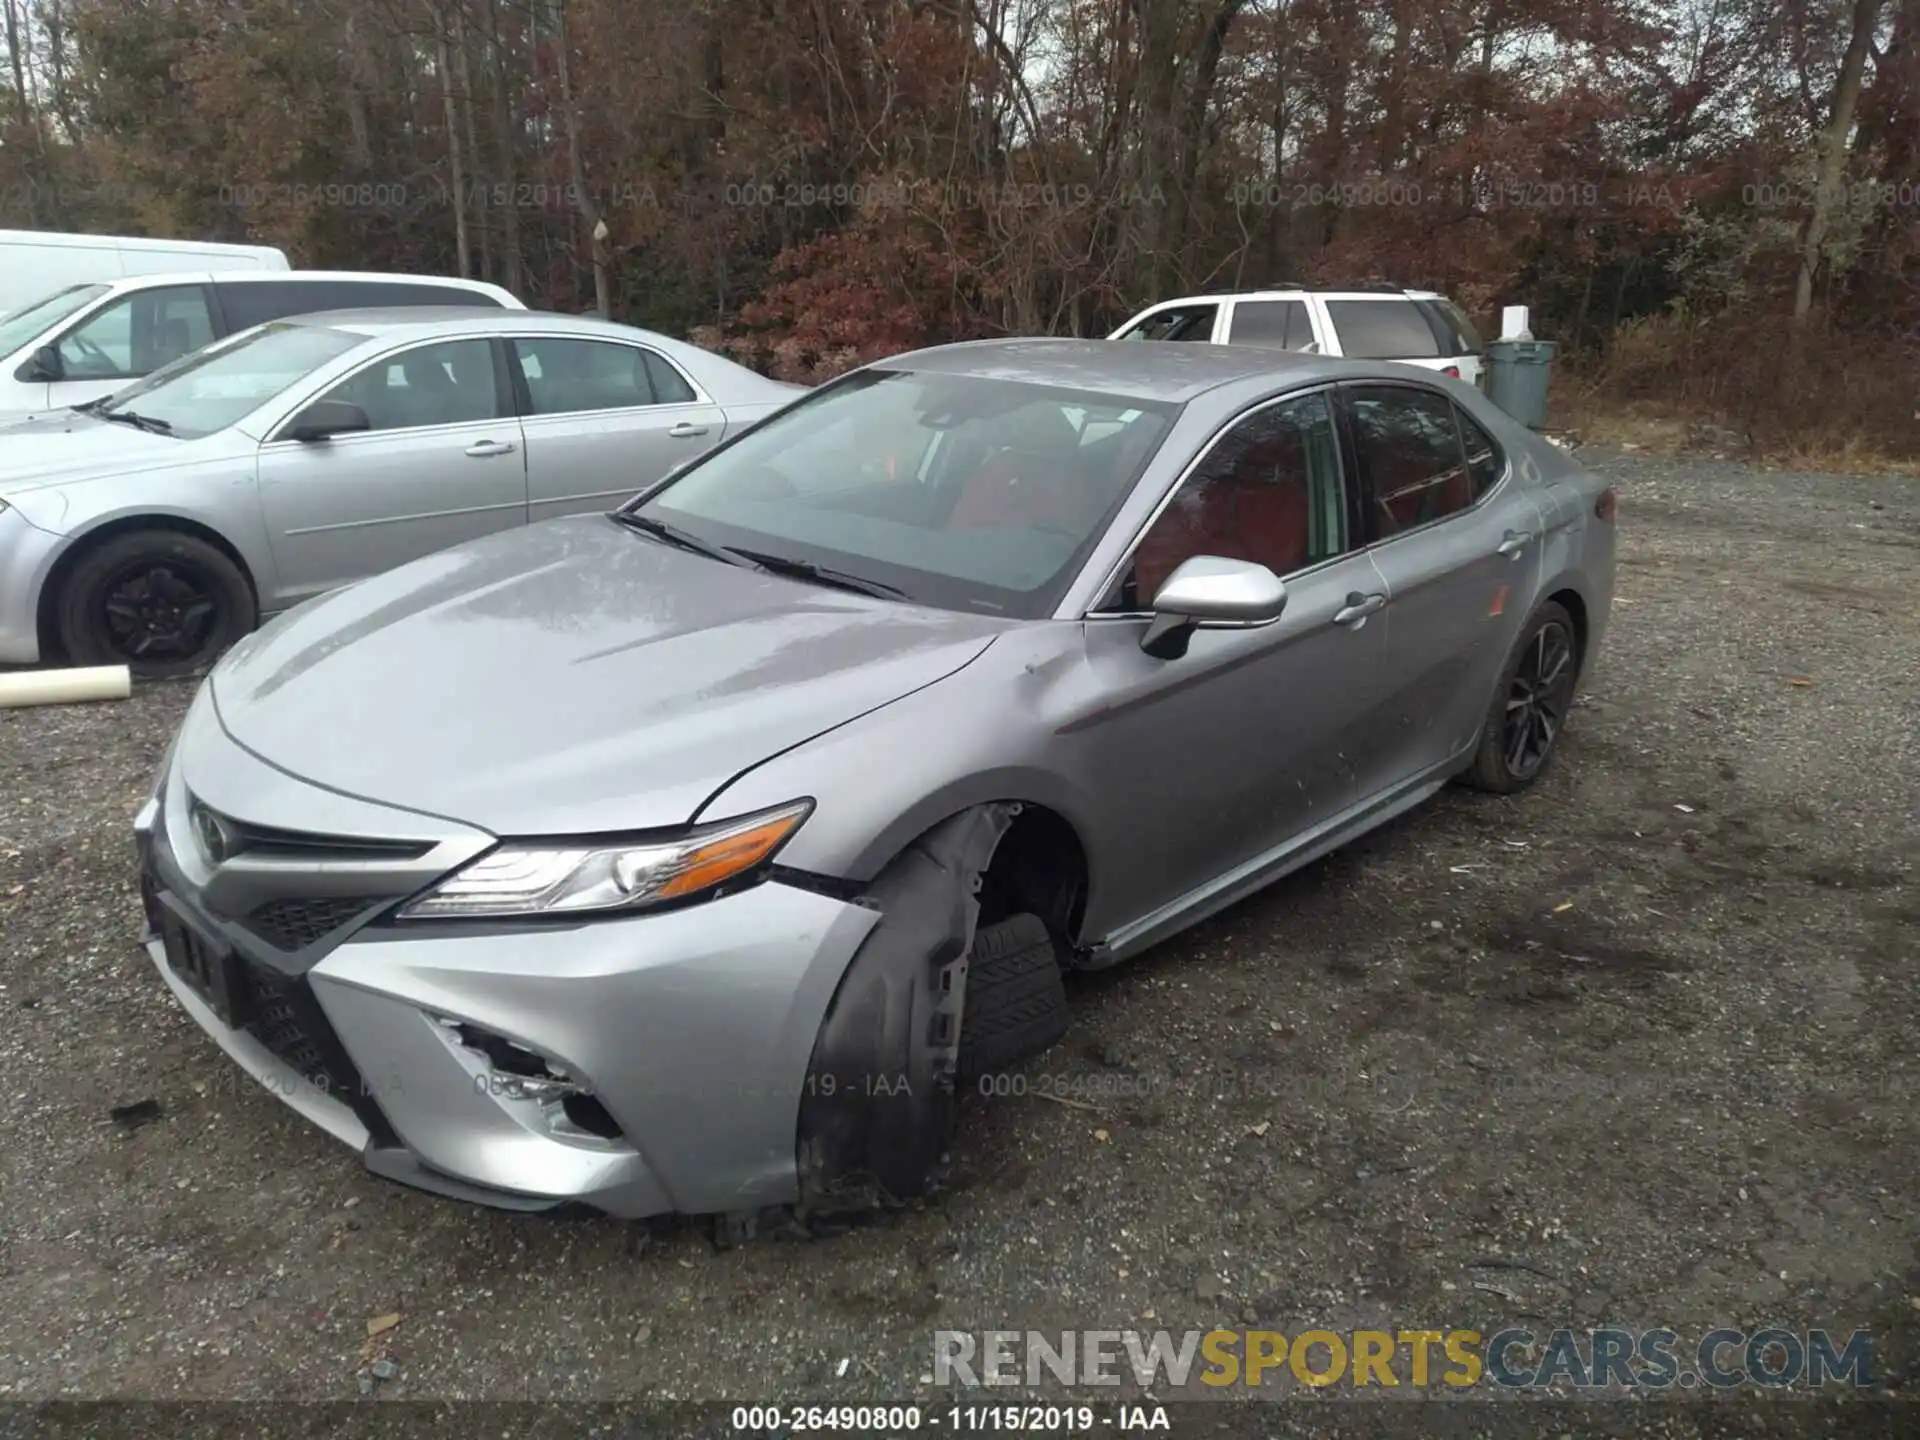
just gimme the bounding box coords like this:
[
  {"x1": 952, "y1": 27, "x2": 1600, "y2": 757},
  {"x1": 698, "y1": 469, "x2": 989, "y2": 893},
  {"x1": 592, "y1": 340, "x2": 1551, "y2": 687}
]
[{"x1": 0, "y1": 230, "x2": 289, "y2": 314}]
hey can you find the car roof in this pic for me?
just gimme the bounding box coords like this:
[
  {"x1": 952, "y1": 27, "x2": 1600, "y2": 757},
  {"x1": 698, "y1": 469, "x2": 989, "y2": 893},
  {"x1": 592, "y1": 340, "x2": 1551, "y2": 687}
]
[
  {"x1": 873, "y1": 337, "x2": 1382, "y2": 404},
  {"x1": 1146, "y1": 287, "x2": 1445, "y2": 304},
  {"x1": 208, "y1": 270, "x2": 502, "y2": 288},
  {"x1": 53, "y1": 269, "x2": 514, "y2": 298},
  {"x1": 280, "y1": 307, "x2": 685, "y2": 347}
]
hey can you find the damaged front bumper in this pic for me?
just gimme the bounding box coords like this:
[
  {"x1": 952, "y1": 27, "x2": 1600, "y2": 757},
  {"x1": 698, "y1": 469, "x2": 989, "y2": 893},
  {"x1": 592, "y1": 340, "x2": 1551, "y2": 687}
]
[{"x1": 134, "y1": 707, "x2": 884, "y2": 1218}]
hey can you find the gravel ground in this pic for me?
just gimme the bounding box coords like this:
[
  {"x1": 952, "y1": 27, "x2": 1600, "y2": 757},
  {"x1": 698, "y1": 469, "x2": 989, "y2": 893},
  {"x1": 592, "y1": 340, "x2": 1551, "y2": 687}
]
[{"x1": 0, "y1": 449, "x2": 1914, "y2": 1429}]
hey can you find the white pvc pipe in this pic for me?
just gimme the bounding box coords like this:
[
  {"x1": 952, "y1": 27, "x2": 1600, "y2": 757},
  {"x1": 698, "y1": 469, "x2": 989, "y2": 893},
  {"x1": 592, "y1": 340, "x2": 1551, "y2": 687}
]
[{"x1": 0, "y1": 665, "x2": 133, "y2": 709}]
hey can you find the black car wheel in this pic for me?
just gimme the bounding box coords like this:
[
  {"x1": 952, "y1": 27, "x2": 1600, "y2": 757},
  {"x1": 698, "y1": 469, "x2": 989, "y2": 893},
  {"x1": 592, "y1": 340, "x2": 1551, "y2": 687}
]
[
  {"x1": 1464, "y1": 600, "x2": 1580, "y2": 794},
  {"x1": 56, "y1": 529, "x2": 256, "y2": 679}
]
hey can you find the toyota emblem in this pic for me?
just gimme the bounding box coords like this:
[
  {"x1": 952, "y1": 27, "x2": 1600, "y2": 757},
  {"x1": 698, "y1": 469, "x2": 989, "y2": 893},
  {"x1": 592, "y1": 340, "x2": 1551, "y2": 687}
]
[{"x1": 191, "y1": 803, "x2": 233, "y2": 865}]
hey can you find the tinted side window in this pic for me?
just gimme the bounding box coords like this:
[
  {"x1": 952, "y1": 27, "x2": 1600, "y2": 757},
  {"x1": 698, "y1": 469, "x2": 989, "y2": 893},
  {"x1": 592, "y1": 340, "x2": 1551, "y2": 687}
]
[
  {"x1": 319, "y1": 339, "x2": 500, "y2": 431},
  {"x1": 1415, "y1": 297, "x2": 1483, "y2": 356},
  {"x1": 643, "y1": 350, "x2": 696, "y2": 404},
  {"x1": 514, "y1": 338, "x2": 664, "y2": 414},
  {"x1": 220, "y1": 280, "x2": 502, "y2": 330},
  {"x1": 1345, "y1": 385, "x2": 1473, "y2": 536},
  {"x1": 1325, "y1": 300, "x2": 1443, "y2": 360},
  {"x1": 1115, "y1": 391, "x2": 1347, "y2": 606},
  {"x1": 361, "y1": 283, "x2": 503, "y2": 309},
  {"x1": 57, "y1": 285, "x2": 214, "y2": 379},
  {"x1": 1228, "y1": 300, "x2": 1312, "y2": 350},
  {"x1": 218, "y1": 281, "x2": 321, "y2": 331},
  {"x1": 1457, "y1": 405, "x2": 1504, "y2": 497},
  {"x1": 1120, "y1": 304, "x2": 1218, "y2": 342}
]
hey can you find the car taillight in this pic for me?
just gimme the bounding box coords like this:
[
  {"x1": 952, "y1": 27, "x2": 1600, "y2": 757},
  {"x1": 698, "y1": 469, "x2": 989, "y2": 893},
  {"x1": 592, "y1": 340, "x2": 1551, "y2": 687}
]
[
  {"x1": 1442, "y1": 365, "x2": 1461, "y2": 378},
  {"x1": 1595, "y1": 487, "x2": 1617, "y2": 522}
]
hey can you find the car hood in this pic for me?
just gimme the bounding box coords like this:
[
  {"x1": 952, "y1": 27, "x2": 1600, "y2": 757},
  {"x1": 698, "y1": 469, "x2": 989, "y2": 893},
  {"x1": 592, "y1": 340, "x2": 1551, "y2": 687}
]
[
  {"x1": 0, "y1": 411, "x2": 191, "y2": 492},
  {"x1": 210, "y1": 515, "x2": 1006, "y2": 835}
]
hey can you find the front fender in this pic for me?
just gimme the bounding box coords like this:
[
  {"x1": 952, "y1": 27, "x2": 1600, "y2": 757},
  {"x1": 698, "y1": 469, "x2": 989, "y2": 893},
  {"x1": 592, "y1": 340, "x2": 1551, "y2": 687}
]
[{"x1": 695, "y1": 658, "x2": 1102, "y2": 888}]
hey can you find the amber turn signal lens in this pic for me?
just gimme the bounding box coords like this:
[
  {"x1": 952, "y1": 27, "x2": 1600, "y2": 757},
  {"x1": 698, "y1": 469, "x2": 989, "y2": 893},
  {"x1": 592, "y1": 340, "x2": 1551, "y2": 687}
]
[{"x1": 653, "y1": 809, "x2": 809, "y2": 901}]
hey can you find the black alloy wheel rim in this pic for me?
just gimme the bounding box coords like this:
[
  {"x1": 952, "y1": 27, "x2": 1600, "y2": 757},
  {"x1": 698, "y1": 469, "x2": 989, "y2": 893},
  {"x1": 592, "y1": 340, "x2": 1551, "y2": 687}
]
[
  {"x1": 99, "y1": 561, "x2": 220, "y2": 662},
  {"x1": 1503, "y1": 620, "x2": 1575, "y2": 780}
]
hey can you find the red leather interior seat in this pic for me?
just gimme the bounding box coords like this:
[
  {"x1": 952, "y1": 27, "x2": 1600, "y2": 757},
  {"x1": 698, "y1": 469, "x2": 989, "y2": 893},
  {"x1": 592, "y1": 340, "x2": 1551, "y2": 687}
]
[
  {"x1": 948, "y1": 406, "x2": 1094, "y2": 532},
  {"x1": 1132, "y1": 431, "x2": 1311, "y2": 601}
]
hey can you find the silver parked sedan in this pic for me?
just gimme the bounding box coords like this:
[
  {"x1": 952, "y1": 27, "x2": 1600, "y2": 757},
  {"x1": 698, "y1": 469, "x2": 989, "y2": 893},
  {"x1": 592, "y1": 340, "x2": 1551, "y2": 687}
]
[
  {"x1": 136, "y1": 339, "x2": 1616, "y2": 1226},
  {"x1": 0, "y1": 308, "x2": 803, "y2": 674}
]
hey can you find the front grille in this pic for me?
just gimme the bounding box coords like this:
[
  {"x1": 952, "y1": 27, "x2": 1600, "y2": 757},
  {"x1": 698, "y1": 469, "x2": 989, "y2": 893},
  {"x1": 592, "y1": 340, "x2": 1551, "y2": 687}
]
[
  {"x1": 239, "y1": 962, "x2": 368, "y2": 1102},
  {"x1": 185, "y1": 793, "x2": 433, "y2": 863},
  {"x1": 245, "y1": 896, "x2": 385, "y2": 952}
]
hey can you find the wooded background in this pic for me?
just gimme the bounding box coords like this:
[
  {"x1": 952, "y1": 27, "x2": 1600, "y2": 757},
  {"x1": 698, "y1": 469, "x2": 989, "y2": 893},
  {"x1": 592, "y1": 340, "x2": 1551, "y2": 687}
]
[{"x1": 0, "y1": 0, "x2": 1913, "y2": 452}]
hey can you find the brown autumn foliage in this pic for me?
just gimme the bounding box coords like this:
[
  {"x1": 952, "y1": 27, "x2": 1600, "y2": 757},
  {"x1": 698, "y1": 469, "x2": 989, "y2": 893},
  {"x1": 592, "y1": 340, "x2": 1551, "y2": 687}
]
[{"x1": 1, "y1": 0, "x2": 1917, "y2": 454}]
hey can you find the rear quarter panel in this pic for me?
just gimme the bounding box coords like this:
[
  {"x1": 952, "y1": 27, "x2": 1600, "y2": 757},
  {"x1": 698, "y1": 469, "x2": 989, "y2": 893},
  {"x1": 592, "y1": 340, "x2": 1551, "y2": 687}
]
[{"x1": 1459, "y1": 388, "x2": 1615, "y2": 673}]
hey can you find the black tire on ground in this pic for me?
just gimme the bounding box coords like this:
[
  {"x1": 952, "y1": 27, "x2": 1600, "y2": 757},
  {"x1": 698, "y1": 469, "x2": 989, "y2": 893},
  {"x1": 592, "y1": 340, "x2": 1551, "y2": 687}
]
[
  {"x1": 958, "y1": 912, "x2": 1069, "y2": 1090},
  {"x1": 55, "y1": 529, "x2": 255, "y2": 678},
  {"x1": 1461, "y1": 599, "x2": 1580, "y2": 795}
]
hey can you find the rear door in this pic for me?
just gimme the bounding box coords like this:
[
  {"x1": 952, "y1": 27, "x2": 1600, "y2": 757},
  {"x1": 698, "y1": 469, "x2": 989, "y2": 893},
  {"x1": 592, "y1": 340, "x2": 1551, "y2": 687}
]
[
  {"x1": 506, "y1": 334, "x2": 729, "y2": 520},
  {"x1": 1339, "y1": 381, "x2": 1544, "y2": 785},
  {"x1": 1222, "y1": 296, "x2": 1318, "y2": 352},
  {"x1": 252, "y1": 336, "x2": 527, "y2": 606}
]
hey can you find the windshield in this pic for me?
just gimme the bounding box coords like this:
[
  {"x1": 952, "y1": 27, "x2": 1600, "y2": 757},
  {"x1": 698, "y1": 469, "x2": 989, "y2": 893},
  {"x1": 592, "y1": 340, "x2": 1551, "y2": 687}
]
[
  {"x1": 0, "y1": 283, "x2": 110, "y2": 357},
  {"x1": 633, "y1": 369, "x2": 1178, "y2": 618},
  {"x1": 88, "y1": 321, "x2": 364, "y2": 438}
]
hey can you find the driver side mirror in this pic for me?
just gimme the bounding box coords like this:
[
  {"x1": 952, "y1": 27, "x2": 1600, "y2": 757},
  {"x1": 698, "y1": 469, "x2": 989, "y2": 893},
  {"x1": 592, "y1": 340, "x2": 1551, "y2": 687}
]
[
  {"x1": 25, "y1": 344, "x2": 63, "y2": 383},
  {"x1": 285, "y1": 398, "x2": 371, "y2": 443},
  {"x1": 1140, "y1": 555, "x2": 1288, "y2": 660}
]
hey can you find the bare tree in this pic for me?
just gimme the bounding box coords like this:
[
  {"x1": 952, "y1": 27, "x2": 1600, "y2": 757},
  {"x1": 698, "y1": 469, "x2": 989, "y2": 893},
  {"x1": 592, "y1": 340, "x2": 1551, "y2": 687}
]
[
  {"x1": 434, "y1": 1, "x2": 473, "y2": 278},
  {"x1": 553, "y1": 0, "x2": 609, "y2": 316},
  {"x1": 1796, "y1": 0, "x2": 1882, "y2": 319}
]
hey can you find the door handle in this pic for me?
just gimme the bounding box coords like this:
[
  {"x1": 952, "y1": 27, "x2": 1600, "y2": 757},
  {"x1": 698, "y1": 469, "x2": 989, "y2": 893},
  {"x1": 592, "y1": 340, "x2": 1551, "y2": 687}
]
[
  {"x1": 668, "y1": 421, "x2": 710, "y2": 439},
  {"x1": 1334, "y1": 591, "x2": 1386, "y2": 627},
  {"x1": 465, "y1": 439, "x2": 517, "y2": 458},
  {"x1": 1496, "y1": 530, "x2": 1533, "y2": 558}
]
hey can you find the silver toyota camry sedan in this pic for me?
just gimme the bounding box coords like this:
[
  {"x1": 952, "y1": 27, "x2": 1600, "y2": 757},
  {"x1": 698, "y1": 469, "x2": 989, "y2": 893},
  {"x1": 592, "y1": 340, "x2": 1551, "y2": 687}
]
[
  {"x1": 0, "y1": 309, "x2": 803, "y2": 675},
  {"x1": 136, "y1": 339, "x2": 1616, "y2": 1227}
]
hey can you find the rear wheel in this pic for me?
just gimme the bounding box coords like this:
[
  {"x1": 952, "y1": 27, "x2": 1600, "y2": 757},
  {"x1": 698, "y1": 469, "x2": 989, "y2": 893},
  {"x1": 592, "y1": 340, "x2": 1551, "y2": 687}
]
[
  {"x1": 55, "y1": 529, "x2": 255, "y2": 679},
  {"x1": 1463, "y1": 601, "x2": 1579, "y2": 793},
  {"x1": 958, "y1": 912, "x2": 1069, "y2": 1090}
]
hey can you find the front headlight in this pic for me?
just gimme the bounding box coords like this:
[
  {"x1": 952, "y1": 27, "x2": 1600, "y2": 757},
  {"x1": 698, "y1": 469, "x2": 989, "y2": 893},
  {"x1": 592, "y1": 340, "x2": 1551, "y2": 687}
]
[{"x1": 396, "y1": 799, "x2": 813, "y2": 920}]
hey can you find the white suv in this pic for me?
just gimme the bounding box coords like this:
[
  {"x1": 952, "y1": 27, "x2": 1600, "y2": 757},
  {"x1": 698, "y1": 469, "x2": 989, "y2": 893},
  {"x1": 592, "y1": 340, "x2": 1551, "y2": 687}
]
[{"x1": 1110, "y1": 286, "x2": 1485, "y2": 386}]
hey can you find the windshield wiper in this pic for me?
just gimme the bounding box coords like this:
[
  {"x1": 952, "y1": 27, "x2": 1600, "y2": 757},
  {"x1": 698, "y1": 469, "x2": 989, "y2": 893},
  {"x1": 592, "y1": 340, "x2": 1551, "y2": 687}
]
[
  {"x1": 607, "y1": 510, "x2": 749, "y2": 567},
  {"x1": 729, "y1": 548, "x2": 908, "y2": 601},
  {"x1": 94, "y1": 408, "x2": 173, "y2": 435}
]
